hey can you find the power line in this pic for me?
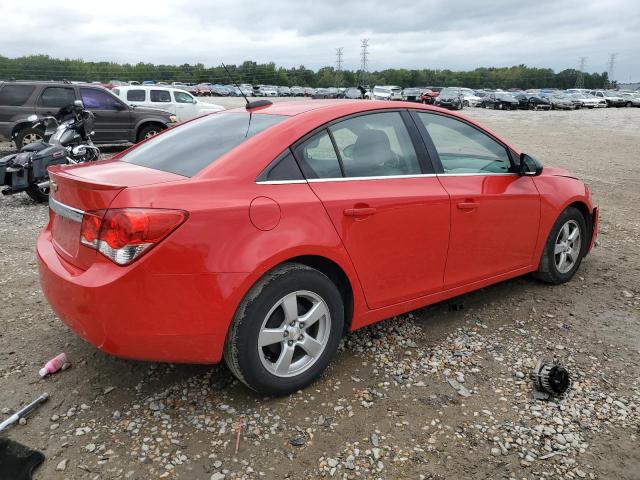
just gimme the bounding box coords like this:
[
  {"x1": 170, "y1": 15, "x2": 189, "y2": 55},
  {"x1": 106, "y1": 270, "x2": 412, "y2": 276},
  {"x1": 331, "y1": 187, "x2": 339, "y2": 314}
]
[
  {"x1": 359, "y1": 39, "x2": 369, "y2": 86},
  {"x1": 335, "y1": 47, "x2": 343, "y2": 87},
  {"x1": 575, "y1": 57, "x2": 586, "y2": 89},
  {"x1": 607, "y1": 53, "x2": 617, "y2": 87}
]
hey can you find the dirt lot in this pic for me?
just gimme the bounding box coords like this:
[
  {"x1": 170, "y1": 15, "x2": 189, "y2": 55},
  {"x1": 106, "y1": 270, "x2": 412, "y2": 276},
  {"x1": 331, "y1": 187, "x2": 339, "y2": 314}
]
[{"x1": 1, "y1": 102, "x2": 639, "y2": 479}]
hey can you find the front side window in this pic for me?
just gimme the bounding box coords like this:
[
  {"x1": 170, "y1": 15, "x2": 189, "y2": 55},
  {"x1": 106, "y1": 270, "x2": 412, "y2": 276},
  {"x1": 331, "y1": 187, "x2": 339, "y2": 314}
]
[
  {"x1": 174, "y1": 91, "x2": 193, "y2": 103},
  {"x1": 121, "y1": 112, "x2": 286, "y2": 177},
  {"x1": 0, "y1": 84, "x2": 35, "y2": 106},
  {"x1": 80, "y1": 88, "x2": 123, "y2": 110},
  {"x1": 39, "y1": 87, "x2": 76, "y2": 108},
  {"x1": 416, "y1": 112, "x2": 512, "y2": 174},
  {"x1": 294, "y1": 130, "x2": 342, "y2": 179},
  {"x1": 329, "y1": 112, "x2": 421, "y2": 177},
  {"x1": 150, "y1": 90, "x2": 171, "y2": 102},
  {"x1": 126, "y1": 89, "x2": 146, "y2": 102}
]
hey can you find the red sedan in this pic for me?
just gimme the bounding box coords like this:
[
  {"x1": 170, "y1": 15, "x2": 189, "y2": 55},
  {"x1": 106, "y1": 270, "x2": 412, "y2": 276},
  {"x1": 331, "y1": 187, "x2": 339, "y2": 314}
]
[{"x1": 37, "y1": 100, "x2": 598, "y2": 395}]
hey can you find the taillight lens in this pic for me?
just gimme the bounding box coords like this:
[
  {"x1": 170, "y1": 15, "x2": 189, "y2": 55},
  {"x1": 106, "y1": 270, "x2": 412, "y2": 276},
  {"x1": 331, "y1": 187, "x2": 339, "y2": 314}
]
[{"x1": 80, "y1": 208, "x2": 187, "y2": 265}]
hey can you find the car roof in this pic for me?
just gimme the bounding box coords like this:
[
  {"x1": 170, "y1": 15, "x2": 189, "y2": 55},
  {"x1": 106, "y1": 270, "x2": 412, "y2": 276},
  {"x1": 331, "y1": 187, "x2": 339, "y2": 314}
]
[{"x1": 116, "y1": 85, "x2": 185, "y2": 92}]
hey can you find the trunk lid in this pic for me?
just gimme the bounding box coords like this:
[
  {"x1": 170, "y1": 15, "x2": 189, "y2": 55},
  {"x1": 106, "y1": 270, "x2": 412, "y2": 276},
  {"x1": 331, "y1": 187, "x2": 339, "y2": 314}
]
[{"x1": 48, "y1": 160, "x2": 186, "y2": 270}]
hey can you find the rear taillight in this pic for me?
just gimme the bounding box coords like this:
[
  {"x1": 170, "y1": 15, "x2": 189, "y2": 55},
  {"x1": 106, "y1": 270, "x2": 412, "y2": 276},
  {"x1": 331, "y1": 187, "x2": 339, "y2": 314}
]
[{"x1": 80, "y1": 208, "x2": 187, "y2": 265}]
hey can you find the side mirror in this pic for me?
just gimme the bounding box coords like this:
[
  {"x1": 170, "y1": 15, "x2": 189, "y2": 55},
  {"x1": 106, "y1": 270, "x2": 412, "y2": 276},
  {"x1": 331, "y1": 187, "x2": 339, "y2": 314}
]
[
  {"x1": 27, "y1": 114, "x2": 39, "y2": 122},
  {"x1": 519, "y1": 153, "x2": 543, "y2": 176},
  {"x1": 114, "y1": 102, "x2": 125, "y2": 110},
  {"x1": 74, "y1": 100, "x2": 84, "y2": 108},
  {"x1": 193, "y1": 98, "x2": 198, "y2": 104}
]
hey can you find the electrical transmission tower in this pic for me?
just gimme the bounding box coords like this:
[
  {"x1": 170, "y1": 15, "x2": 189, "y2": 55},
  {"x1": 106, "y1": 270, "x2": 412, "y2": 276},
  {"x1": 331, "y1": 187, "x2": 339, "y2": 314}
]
[
  {"x1": 607, "y1": 53, "x2": 617, "y2": 88},
  {"x1": 335, "y1": 47, "x2": 343, "y2": 87},
  {"x1": 359, "y1": 39, "x2": 369, "y2": 86},
  {"x1": 575, "y1": 57, "x2": 586, "y2": 89}
]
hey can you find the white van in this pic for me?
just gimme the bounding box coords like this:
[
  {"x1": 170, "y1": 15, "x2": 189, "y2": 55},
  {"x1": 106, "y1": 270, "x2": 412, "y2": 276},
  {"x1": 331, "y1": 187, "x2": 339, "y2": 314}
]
[{"x1": 112, "y1": 86, "x2": 224, "y2": 122}]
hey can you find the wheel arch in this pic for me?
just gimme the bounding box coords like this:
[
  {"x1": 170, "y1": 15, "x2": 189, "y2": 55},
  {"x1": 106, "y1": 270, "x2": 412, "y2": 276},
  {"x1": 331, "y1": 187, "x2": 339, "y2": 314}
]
[
  {"x1": 566, "y1": 200, "x2": 594, "y2": 247},
  {"x1": 135, "y1": 120, "x2": 168, "y2": 141}
]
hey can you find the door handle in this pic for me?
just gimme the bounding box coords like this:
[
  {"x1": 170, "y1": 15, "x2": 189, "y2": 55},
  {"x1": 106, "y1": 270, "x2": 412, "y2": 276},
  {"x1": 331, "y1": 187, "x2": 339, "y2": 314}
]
[
  {"x1": 344, "y1": 207, "x2": 377, "y2": 217},
  {"x1": 457, "y1": 201, "x2": 480, "y2": 210}
]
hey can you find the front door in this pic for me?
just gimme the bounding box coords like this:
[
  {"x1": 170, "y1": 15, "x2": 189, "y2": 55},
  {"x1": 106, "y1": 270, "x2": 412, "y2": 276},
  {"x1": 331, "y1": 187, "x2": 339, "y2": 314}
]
[
  {"x1": 413, "y1": 111, "x2": 540, "y2": 288},
  {"x1": 293, "y1": 111, "x2": 451, "y2": 309},
  {"x1": 79, "y1": 87, "x2": 131, "y2": 143},
  {"x1": 173, "y1": 90, "x2": 198, "y2": 121}
]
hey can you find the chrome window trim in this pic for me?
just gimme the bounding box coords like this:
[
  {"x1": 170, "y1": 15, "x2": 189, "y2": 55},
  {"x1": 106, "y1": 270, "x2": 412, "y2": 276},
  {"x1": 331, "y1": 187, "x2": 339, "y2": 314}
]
[
  {"x1": 256, "y1": 179, "x2": 307, "y2": 185},
  {"x1": 437, "y1": 172, "x2": 517, "y2": 177},
  {"x1": 49, "y1": 196, "x2": 84, "y2": 223},
  {"x1": 255, "y1": 172, "x2": 520, "y2": 184}
]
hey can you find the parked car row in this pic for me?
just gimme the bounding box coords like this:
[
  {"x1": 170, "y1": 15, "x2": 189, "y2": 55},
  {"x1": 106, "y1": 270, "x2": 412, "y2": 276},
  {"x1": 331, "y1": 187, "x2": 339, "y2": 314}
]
[{"x1": 0, "y1": 80, "x2": 179, "y2": 149}]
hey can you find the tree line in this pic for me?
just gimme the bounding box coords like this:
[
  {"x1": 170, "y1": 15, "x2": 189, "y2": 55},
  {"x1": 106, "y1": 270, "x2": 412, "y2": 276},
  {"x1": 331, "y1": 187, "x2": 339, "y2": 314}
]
[{"x1": 0, "y1": 55, "x2": 612, "y2": 90}]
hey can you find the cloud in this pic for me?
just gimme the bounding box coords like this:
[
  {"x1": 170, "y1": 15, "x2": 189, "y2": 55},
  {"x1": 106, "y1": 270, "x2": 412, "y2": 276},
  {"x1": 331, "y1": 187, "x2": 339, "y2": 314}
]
[{"x1": 0, "y1": 0, "x2": 638, "y2": 80}]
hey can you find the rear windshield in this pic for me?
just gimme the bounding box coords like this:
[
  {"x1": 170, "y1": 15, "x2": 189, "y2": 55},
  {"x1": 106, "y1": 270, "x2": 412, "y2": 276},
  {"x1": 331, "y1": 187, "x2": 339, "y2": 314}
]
[{"x1": 121, "y1": 112, "x2": 286, "y2": 177}]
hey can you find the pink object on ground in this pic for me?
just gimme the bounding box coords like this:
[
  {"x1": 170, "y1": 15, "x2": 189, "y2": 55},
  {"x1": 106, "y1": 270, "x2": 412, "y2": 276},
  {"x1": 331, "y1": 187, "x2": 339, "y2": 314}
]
[{"x1": 39, "y1": 353, "x2": 68, "y2": 377}]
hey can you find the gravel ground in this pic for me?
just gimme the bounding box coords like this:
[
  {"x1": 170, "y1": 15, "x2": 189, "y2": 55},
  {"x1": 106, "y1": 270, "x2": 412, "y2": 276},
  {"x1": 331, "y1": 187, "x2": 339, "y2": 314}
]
[{"x1": 1, "y1": 102, "x2": 639, "y2": 479}]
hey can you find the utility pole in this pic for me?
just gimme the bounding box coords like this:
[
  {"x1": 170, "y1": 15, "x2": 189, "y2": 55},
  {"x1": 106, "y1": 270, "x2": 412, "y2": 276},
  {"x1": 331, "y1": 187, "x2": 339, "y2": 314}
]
[
  {"x1": 359, "y1": 39, "x2": 369, "y2": 86},
  {"x1": 607, "y1": 53, "x2": 617, "y2": 88},
  {"x1": 575, "y1": 57, "x2": 586, "y2": 89},
  {"x1": 335, "y1": 47, "x2": 343, "y2": 87}
]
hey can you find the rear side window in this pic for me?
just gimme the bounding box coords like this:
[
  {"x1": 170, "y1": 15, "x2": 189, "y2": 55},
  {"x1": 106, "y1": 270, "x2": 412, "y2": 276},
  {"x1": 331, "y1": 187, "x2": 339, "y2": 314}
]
[
  {"x1": 294, "y1": 130, "x2": 342, "y2": 179},
  {"x1": 121, "y1": 113, "x2": 286, "y2": 177},
  {"x1": 39, "y1": 87, "x2": 76, "y2": 108},
  {"x1": 127, "y1": 89, "x2": 146, "y2": 101},
  {"x1": 0, "y1": 84, "x2": 35, "y2": 106},
  {"x1": 150, "y1": 90, "x2": 171, "y2": 102}
]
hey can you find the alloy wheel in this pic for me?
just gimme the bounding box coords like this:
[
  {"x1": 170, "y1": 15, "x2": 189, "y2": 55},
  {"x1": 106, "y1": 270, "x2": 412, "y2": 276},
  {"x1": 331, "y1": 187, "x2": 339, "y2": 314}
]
[
  {"x1": 22, "y1": 132, "x2": 43, "y2": 145},
  {"x1": 257, "y1": 290, "x2": 331, "y2": 378},
  {"x1": 554, "y1": 220, "x2": 581, "y2": 274}
]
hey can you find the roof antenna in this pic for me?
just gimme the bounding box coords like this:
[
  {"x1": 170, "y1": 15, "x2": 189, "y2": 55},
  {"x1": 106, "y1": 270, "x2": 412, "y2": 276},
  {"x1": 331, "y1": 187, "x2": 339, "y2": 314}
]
[{"x1": 221, "y1": 62, "x2": 272, "y2": 110}]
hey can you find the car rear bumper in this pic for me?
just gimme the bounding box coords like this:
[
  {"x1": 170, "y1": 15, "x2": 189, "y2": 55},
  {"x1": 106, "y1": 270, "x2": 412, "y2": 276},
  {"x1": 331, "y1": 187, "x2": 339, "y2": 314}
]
[{"x1": 37, "y1": 227, "x2": 249, "y2": 364}]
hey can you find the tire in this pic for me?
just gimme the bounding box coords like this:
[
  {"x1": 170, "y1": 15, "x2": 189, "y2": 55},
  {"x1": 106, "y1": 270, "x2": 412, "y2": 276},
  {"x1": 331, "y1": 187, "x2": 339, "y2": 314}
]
[
  {"x1": 15, "y1": 127, "x2": 44, "y2": 150},
  {"x1": 463, "y1": 100, "x2": 469, "y2": 107},
  {"x1": 224, "y1": 263, "x2": 344, "y2": 396},
  {"x1": 25, "y1": 183, "x2": 49, "y2": 203},
  {"x1": 625, "y1": 101, "x2": 632, "y2": 108},
  {"x1": 136, "y1": 124, "x2": 165, "y2": 143},
  {"x1": 534, "y1": 207, "x2": 588, "y2": 284}
]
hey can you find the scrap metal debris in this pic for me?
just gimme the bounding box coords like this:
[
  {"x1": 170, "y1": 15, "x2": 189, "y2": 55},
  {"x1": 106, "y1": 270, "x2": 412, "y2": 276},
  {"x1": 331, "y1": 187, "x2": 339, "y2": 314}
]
[{"x1": 530, "y1": 359, "x2": 571, "y2": 400}]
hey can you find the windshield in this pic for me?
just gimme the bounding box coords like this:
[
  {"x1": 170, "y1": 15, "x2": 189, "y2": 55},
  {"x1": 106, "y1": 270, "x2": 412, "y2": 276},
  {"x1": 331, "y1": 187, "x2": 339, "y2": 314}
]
[
  {"x1": 603, "y1": 92, "x2": 618, "y2": 97},
  {"x1": 496, "y1": 93, "x2": 514, "y2": 101},
  {"x1": 441, "y1": 88, "x2": 461, "y2": 96},
  {"x1": 121, "y1": 112, "x2": 286, "y2": 177}
]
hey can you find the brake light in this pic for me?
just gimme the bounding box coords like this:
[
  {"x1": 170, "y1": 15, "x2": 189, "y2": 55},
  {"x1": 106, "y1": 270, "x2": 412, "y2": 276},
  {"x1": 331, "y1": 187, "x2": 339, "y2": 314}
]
[{"x1": 80, "y1": 208, "x2": 187, "y2": 265}]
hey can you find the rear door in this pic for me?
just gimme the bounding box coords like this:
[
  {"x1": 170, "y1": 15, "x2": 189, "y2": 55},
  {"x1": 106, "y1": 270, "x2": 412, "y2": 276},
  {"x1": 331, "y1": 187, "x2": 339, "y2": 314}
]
[
  {"x1": 0, "y1": 83, "x2": 37, "y2": 139},
  {"x1": 149, "y1": 89, "x2": 176, "y2": 114},
  {"x1": 35, "y1": 85, "x2": 78, "y2": 118},
  {"x1": 293, "y1": 110, "x2": 451, "y2": 309},
  {"x1": 79, "y1": 87, "x2": 132, "y2": 143},
  {"x1": 412, "y1": 111, "x2": 540, "y2": 288}
]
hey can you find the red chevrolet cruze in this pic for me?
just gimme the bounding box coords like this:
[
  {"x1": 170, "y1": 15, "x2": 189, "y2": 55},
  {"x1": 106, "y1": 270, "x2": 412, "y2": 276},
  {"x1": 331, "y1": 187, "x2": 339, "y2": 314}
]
[{"x1": 37, "y1": 100, "x2": 598, "y2": 395}]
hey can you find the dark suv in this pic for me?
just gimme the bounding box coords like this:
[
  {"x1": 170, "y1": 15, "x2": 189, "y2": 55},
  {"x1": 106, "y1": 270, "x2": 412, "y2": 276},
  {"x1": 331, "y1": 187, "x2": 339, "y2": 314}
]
[{"x1": 0, "y1": 81, "x2": 178, "y2": 149}]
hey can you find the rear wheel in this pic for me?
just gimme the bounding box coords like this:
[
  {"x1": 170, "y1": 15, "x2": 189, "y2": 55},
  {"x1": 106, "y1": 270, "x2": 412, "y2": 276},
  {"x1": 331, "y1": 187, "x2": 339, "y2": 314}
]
[
  {"x1": 25, "y1": 182, "x2": 49, "y2": 203},
  {"x1": 15, "y1": 127, "x2": 44, "y2": 150},
  {"x1": 224, "y1": 263, "x2": 344, "y2": 395},
  {"x1": 534, "y1": 207, "x2": 588, "y2": 284}
]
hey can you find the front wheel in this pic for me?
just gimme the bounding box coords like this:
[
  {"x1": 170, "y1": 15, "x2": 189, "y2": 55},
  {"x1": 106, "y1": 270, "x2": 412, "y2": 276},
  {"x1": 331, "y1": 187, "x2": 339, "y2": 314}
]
[
  {"x1": 15, "y1": 127, "x2": 44, "y2": 150},
  {"x1": 224, "y1": 263, "x2": 344, "y2": 395},
  {"x1": 534, "y1": 207, "x2": 588, "y2": 284},
  {"x1": 137, "y1": 124, "x2": 166, "y2": 143}
]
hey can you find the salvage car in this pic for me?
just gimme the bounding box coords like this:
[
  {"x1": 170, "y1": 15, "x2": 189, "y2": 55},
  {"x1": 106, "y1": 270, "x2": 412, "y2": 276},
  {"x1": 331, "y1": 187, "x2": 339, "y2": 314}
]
[
  {"x1": 590, "y1": 90, "x2": 626, "y2": 107},
  {"x1": 435, "y1": 87, "x2": 464, "y2": 110},
  {"x1": 0, "y1": 80, "x2": 178, "y2": 148},
  {"x1": 37, "y1": 100, "x2": 598, "y2": 395},
  {"x1": 371, "y1": 86, "x2": 403, "y2": 101},
  {"x1": 548, "y1": 93, "x2": 576, "y2": 110},
  {"x1": 481, "y1": 92, "x2": 519, "y2": 110},
  {"x1": 513, "y1": 93, "x2": 551, "y2": 110},
  {"x1": 401, "y1": 87, "x2": 422, "y2": 102},
  {"x1": 460, "y1": 88, "x2": 482, "y2": 107},
  {"x1": 420, "y1": 89, "x2": 438, "y2": 104},
  {"x1": 568, "y1": 93, "x2": 607, "y2": 108}
]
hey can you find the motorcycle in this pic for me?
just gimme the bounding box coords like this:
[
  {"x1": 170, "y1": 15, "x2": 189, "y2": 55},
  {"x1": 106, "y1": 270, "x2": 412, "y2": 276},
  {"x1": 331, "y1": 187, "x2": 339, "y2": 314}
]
[{"x1": 0, "y1": 100, "x2": 100, "y2": 203}]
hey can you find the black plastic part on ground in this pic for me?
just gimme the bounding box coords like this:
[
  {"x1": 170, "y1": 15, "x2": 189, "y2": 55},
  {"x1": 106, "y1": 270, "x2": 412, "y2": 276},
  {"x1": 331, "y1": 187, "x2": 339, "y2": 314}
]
[{"x1": 0, "y1": 438, "x2": 44, "y2": 480}]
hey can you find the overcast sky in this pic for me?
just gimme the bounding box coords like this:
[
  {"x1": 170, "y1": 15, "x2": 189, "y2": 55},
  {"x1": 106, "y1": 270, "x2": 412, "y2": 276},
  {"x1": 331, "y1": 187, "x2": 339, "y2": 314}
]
[{"x1": 1, "y1": 0, "x2": 639, "y2": 81}]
